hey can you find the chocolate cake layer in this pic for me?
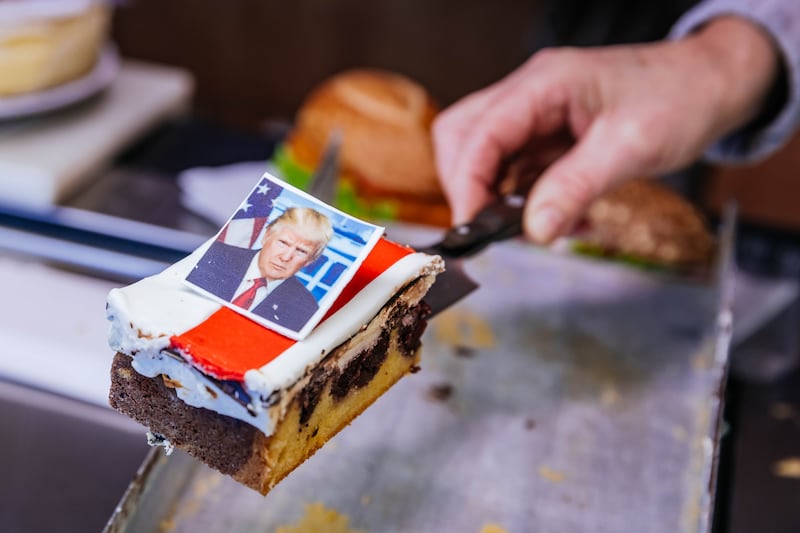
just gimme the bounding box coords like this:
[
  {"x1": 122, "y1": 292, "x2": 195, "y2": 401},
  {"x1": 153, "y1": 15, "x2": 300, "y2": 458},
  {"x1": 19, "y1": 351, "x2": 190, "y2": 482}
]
[{"x1": 110, "y1": 354, "x2": 261, "y2": 476}]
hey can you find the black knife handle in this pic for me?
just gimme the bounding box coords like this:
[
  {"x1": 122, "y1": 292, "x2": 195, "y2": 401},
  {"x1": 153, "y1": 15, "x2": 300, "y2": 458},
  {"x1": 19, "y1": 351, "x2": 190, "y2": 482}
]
[
  {"x1": 436, "y1": 194, "x2": 526, "y2": 258},
  {"x1": 435, "y1": 150, "x2": 549, "y2": 258}
]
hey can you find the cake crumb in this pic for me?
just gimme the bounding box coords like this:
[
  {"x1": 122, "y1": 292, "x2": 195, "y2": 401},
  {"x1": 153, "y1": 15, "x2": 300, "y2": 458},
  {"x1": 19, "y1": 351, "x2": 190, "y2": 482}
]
[
  {"x1": 434, "y1": 309, "x2": 495, "y2": 350},
  {"x1": 479, "y1": 524, "x2": 508, "y2": 533},
  {"x1": 454, "y1": 345, "x2": 476, "y2": 358},
  {"x1": 276, "y1": 502, "x2": 366, "y2": 533},
  {"x1": 162, "y1": 376, "x2": 183, "y2": 389},
  {"x1": 426, "y1": 382, "x2": 454, "y2": 402},
  {"x1": 136, "y1": 327, "x2": 156, "y2": 340},
  {"x1": 524, "y1": 418, "x2": 536, "y2": 430},
  {"x1": 539, "y1": 465, "x2": 566, "y2": 483},
  {"x1": 146, "y1": 432, "x2": 175, "y2": 455},
  {"x1": 773, "y1": 457, "x2": 800, "y2": 478}
]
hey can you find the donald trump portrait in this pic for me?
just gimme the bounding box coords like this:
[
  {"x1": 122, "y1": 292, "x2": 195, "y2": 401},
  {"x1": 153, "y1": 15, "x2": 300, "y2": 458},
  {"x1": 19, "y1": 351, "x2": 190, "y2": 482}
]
[{"x1": 187, "y1": 206, "x2": 333, "y2": 332}]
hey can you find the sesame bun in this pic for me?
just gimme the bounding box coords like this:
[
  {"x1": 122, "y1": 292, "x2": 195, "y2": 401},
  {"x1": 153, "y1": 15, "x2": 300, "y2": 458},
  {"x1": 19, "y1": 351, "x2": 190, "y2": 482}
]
[
  {"x1": 576, "y1": 179, "x2": 715, "y2": 270},
  {"x1": 284, "y1": 69, "x2": 450, "y2": 226}
]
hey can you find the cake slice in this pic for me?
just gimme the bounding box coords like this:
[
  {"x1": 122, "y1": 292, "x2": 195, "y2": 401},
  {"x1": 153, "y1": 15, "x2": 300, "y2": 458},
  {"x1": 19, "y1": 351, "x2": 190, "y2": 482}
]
[{"x1": 107, "y1": 222, "x2": 443, "y2": 495}]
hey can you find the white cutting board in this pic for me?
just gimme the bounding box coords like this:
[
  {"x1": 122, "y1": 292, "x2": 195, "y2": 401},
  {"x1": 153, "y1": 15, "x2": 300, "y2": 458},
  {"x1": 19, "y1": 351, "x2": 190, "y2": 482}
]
[
  {"x1": 0, "y1": 254, "x2": 119, "y2": 407},
  {"x1": 0, "y1": 59, "x2": 194, "y2": 207}
]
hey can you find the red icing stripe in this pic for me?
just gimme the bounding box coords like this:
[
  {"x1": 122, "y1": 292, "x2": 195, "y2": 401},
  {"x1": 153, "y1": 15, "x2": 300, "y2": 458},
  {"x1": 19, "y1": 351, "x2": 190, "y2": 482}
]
[{"x1": 169, "y1": 238, "x2": 414, "y2": 382}]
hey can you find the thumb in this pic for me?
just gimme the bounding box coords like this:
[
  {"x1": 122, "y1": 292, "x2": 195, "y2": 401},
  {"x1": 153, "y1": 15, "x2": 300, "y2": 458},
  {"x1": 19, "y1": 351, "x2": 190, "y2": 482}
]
[{"x1": 523, "y1": 119, "x2": 645, "y2": 244}]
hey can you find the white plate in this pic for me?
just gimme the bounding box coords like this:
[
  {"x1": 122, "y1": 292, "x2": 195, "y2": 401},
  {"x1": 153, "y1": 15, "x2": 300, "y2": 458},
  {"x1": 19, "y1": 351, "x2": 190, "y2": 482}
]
[{"x1": 0, "y1": 45, "x2": 120, "y2": 121}]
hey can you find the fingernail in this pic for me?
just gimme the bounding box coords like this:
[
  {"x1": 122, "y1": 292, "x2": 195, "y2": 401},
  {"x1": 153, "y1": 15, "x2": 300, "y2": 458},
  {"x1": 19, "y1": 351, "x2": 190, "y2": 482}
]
[
  {"x1": 530, "y1": 206, "x2": 564, "y2": 244},
  {"x1": 451, "y1": 206, "x2": 471, "y2": 227}
]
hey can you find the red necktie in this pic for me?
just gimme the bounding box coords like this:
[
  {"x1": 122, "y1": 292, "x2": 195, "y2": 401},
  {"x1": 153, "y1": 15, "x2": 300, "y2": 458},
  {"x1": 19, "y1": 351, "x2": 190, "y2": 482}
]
[{"x1": 232, "y1": 278, "x2": 267, "y2": 309}]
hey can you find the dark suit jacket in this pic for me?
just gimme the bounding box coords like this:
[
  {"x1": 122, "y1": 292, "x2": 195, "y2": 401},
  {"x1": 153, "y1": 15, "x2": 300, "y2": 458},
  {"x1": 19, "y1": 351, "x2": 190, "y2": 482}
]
[{"x1": 187, "y1": 240, "x2": 319, "y2": 332}]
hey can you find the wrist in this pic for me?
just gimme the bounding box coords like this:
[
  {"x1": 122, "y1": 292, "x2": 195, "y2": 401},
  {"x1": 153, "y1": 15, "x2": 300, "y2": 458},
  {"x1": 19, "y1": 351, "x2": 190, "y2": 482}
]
[{"x1": 682, "y1": 16, "x2": 781, "y2": 138}]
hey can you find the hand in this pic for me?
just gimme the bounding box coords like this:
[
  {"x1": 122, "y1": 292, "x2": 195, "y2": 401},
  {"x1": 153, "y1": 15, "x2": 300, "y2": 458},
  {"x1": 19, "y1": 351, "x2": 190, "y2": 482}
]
[{"x1": 432, "y1": 16, "x2": 779, "y2": 244}]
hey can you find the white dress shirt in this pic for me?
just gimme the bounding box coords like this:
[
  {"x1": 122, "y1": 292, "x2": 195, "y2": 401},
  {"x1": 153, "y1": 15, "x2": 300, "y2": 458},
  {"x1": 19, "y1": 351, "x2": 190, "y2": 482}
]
[{"x1": 231, "y1": 254, "x2": 284, "y2": 311}]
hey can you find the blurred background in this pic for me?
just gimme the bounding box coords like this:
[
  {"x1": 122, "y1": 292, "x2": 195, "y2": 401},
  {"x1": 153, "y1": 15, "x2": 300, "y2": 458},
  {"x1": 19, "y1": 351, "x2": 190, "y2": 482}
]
[
  {"x1": 112, "y1": 0, "x2": 542, "y2": 130},
  {"x1": 105, "y1": 0, "x2": 800, "y2": 239}
]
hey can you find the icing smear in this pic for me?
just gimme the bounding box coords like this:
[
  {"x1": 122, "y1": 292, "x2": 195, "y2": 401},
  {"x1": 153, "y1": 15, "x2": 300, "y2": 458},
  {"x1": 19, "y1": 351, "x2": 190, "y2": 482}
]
[{"x1": 106, "y1": 235, "x2": 443, "y2": 436}]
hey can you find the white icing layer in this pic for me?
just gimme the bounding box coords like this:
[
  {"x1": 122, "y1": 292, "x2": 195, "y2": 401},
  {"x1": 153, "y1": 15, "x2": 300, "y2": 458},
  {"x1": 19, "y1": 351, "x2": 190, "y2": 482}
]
[
  {"x1": 106, "y1": 239, "x2": 218, "y2": 357},
  {"x1": 107, "y1": 236, "x2": 442, "y2": 435}
]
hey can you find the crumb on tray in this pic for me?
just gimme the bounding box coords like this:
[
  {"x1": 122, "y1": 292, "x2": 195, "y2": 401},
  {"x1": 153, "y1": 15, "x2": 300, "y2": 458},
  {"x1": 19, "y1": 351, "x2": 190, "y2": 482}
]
[
  {"x1": 426, "y1": 382, "x2": 454, "y2": 402},
  {"x1": 539, "y1": 465, "x2": 566, "y2": 484},
  {"x1": 479, "y1": 524, "x2": 510, "y2": 533},
  {"x1": 276, "y1": 502, "x2": 366, "y2": 533}
]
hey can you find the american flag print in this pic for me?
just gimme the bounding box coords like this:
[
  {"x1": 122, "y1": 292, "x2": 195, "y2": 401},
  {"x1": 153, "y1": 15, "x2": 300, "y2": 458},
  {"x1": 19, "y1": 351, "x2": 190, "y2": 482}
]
[{"x1": 217, "y1": 177, "x2": 283, "y2": 249}]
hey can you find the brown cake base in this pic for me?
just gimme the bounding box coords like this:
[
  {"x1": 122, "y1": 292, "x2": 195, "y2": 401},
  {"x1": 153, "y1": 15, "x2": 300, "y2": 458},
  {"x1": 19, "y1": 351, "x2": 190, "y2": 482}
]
[{"x1": 109, "y1": 294, "x2": 431, "y2": 495}]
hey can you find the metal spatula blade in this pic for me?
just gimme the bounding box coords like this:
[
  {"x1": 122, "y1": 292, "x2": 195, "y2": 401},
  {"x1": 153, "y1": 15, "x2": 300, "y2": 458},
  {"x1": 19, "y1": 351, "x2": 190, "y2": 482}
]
[
  {"x1": 416, "y1": 254, "x2": 479, "y2": 316},
  {"x1": 418, "y1": 194, "x2": 525, "y2": 316},
  {"x1": 420, "y1": 154, "x2": 546, "y2": 316}
]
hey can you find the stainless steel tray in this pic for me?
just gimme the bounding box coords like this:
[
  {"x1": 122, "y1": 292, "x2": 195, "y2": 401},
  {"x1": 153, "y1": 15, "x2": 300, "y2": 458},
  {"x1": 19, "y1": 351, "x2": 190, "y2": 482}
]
[{"x1": 105, "y1": 220, "x2": 735, "y2": 533}]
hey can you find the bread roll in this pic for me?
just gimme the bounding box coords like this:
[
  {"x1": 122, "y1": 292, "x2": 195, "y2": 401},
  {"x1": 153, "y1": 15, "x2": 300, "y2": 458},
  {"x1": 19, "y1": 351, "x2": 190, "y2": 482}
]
[
  {"x1": 577, "y1": 179, "x2": 715, "y2": 270},
  {"x1": 283, "y1": 69, "x2": 450, "y2": 226}
]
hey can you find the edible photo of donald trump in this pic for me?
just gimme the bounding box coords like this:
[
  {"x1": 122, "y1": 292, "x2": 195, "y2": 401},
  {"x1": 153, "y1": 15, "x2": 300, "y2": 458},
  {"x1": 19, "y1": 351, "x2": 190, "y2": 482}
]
[{"x1": 185, "y1": 172, "x2": 384, "y2": 340}]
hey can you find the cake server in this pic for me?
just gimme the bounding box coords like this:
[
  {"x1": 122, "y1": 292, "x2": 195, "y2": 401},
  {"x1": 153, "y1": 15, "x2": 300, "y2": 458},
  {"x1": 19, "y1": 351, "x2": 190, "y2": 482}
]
[
  {"x1": 421, "y1": 154, "x2": 547, "y2": 316},
  {"x1": 305, "y1": 133, "x2": 548, "y2": 316}
]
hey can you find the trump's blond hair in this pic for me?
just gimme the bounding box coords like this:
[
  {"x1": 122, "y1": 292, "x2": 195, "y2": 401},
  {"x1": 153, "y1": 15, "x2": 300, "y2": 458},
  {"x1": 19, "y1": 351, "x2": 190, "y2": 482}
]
[{"x1": 263, "y1": 207, "x2": 333, "y2": 260}]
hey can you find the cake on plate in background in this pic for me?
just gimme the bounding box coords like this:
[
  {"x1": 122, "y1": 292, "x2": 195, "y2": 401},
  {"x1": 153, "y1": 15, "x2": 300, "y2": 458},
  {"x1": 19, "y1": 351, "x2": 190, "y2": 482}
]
[{"x1": 0, "y1": 0, "x2": 111, "y2": 97}]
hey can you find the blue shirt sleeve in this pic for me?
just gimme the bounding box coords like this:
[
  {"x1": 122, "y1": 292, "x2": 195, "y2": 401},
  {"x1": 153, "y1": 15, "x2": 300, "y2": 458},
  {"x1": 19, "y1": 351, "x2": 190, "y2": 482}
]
[{"x1": 670, "y1": 0, "x2": 800, "y2": 163}]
